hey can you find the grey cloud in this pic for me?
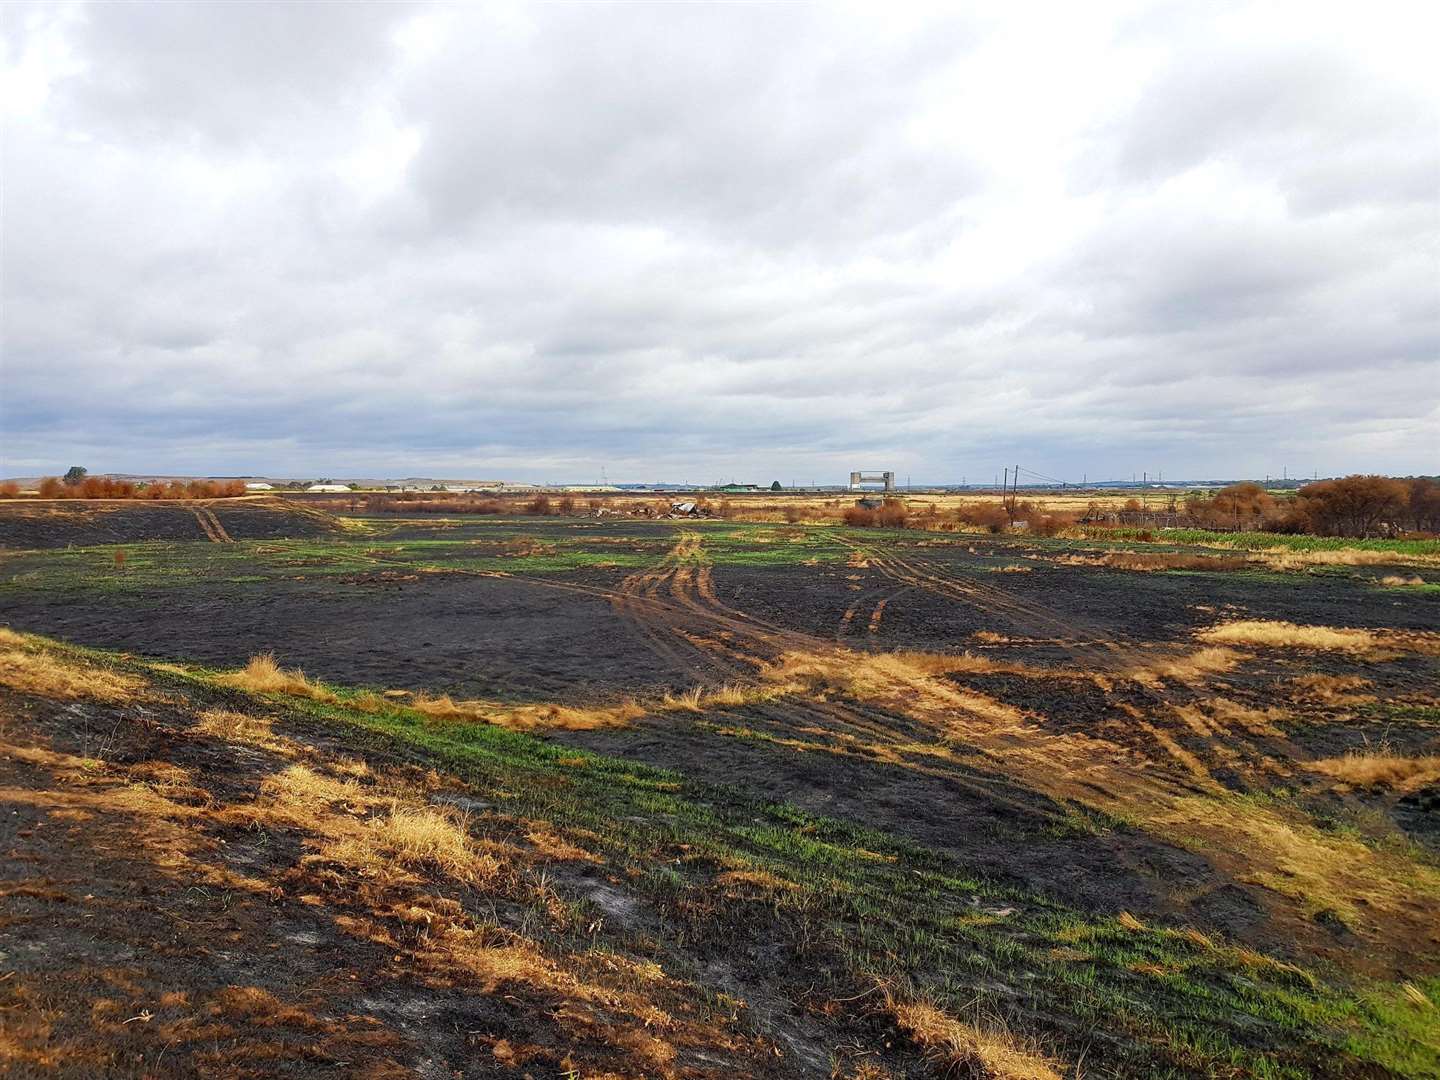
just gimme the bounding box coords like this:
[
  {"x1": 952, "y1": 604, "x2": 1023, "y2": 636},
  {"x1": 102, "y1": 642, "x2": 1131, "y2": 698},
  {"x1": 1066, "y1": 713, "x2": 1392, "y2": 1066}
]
[{"x1": 1, "y1": 2, "x2": 1436, "y2": 483}]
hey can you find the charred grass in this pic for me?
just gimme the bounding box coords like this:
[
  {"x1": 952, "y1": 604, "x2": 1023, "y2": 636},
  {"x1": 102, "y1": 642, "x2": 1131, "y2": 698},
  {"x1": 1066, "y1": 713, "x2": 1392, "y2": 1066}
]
[{"x1": 2, "y1": 633, "x2": 1435, "y2": 1078}]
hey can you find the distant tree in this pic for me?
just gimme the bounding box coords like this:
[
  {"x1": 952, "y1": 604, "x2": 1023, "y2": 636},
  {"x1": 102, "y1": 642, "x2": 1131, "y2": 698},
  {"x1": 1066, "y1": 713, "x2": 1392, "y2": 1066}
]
[
  {"x1": 770, "y1": 480, "x2": 782, "y2": 491},
  {"x1": 1295, "y1": 475, "x2": 1408, "y2": 538},
  {"x1": 1206, "y1": 482, "x2": 1277, "y2": 531},
  {"x1": 63, "y1": 466, "x2": 87, "y2": 486},
  {"x1": 1403, "y1": 477, "x2": 1440, "y2": 534}
]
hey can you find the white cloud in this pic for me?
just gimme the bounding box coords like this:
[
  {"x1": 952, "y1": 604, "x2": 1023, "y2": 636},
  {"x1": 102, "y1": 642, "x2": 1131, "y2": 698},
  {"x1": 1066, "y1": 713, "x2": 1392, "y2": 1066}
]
[{"x1": 2, "y1": 0, "x2": 1436, "y2": 482}]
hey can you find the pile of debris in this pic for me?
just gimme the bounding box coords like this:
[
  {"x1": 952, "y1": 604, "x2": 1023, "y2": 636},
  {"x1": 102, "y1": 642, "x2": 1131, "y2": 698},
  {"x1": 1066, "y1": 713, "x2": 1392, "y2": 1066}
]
[{"x1": 667, "y1": 501, "x2": 710, "y2": 519}]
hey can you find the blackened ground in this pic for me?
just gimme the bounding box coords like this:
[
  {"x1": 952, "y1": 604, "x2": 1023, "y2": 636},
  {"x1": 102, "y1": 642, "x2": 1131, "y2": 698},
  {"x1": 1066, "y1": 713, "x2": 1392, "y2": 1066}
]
[{"x1": 0, "y1": 498, "x2": 341, "y2": 549}]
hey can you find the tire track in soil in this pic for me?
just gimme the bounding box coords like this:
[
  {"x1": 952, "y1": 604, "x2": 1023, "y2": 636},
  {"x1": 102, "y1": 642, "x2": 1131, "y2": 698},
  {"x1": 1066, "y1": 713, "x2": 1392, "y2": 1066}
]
[
  {"x1": 189, "y1": 504, "x2": 234, "y2": 543},
  {"x1": 834, "y1": 535, "x2": 1302, "y2": 786}
]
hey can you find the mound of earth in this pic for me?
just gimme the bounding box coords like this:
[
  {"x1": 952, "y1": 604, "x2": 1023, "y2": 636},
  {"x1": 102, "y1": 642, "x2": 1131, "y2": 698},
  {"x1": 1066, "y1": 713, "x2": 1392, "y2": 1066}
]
[{"x1": 0, "y1": 497, "x2": 342, "y2": 549}]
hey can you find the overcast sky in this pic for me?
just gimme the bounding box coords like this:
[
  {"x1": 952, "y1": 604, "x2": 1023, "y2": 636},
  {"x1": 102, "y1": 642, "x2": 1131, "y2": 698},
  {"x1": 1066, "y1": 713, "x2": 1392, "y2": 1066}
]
[{"x1": 2, "y1": 1, "x2": 1436, "y2": 483}]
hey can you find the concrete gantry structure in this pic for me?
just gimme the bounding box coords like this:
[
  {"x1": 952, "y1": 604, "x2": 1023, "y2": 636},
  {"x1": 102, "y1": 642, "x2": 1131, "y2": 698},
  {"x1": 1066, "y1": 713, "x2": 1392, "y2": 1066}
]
[{"x1": 848, "y1": 470, "x2": 896, "y2": 492}]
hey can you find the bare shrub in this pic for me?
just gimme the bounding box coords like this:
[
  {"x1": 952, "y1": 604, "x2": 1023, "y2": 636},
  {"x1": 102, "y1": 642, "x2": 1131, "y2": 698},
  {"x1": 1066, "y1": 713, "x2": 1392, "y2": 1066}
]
[
  {"x1": 954, "y1": 501, "x2": 1009, "y2": 533},
  {"x1": 875, "y1": 499, "x2": 909, "y2": 528},
  {"x1": 525, "y1": 494, "x2": 553, "y2": 516},
  {"x1": 0, "y1": 482, "x2": 19, "y2": 497}
]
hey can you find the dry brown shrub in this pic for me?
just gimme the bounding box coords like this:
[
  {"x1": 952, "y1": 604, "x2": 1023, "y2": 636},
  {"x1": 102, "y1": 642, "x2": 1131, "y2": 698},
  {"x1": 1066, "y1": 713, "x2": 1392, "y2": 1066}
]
[
  {"x1": 1197, "y1": 620, "x2": 1379, "y2": 654},
  {"x1": 219, "y1": 653, "x2": 337, "y2": 702},
  {"x1": 0, "y1": 481, "x2": 19, "y2": 497}
]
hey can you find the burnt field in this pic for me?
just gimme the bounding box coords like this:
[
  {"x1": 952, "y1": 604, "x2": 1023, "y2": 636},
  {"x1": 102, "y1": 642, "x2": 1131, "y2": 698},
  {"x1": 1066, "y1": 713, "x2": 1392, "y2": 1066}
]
[{"x1": 2, "y1": 510, "x2": 1439, "y2": 1077}]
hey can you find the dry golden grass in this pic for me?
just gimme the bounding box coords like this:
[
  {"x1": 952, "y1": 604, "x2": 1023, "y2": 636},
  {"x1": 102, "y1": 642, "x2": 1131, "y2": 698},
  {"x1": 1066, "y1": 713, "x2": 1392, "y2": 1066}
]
[
  {"x1": 219, "y1": 653, "x2": 336, "y2": 702},
  {"x1": 1379, "y1": 574, "x2": 1427, "y2": 587},
  {"x1": 1117, "y1": 911, "x2": 1146, "y2": 932},
  {"x1": 659, "y1": 683, "x2": 790, "y2": 713},
  {"x1": 1254, "y1": 548, "x2": 1438, "y2": 571},
  {"x1": 496, "y1": 699, "x2": 646, "y2": 732},
  {"x1": 194, "y1": 708, "x2": 274, "y2": 745},
  {"x1": 1129, "y1": 647, "x2": 1242, "y2": 687},
  {"x1": 1152, "y1": 794, "x2": 1440, "y2": 935},
  {"x1": 524, "y1": 824, "x2": 599, "y2": 863},
  {"x1": 767, "y1": 649, "x2": 1028, "y2": 728},
  {"x1": 406, "y1": 689, "x2": 644, "y2": 732},
  {"x1": 1286, "y1": 674, "x2": 1375, "y2": 706},
  {"x1": 1103, "y1": 552, "x2": 1249, "y2": 573},
  {"x1": 0, "y1": 630, "x2": 143, "y2": 702},
  {"x1": 330, "y1": 804, "x2": 499, "y2": 883},
  {"x1": 236, "y1": 764, "x2": 370, "y2": 829},
  {"x1": 889, "y1": 649, "x2": 1003, "y2": 675},
  {"x1": 714, "y1": 868, "x2": 797, "y2": 893},
  {"x1": 1311, "y1": 752, "x2": 1440, "y2": 792},
  {"x1": 1197, "y1": 621, "x2": 1380, "y2": 654},
  {"x1": 887, "y1": 996, "x2": 1061, "y2": 1080},
  {"x1": 1402, "y1": 982, "x2": 1433, "y2": 1009},
  {"x1": 409, "y1": 691, "x2": 476, "y2": 719}
]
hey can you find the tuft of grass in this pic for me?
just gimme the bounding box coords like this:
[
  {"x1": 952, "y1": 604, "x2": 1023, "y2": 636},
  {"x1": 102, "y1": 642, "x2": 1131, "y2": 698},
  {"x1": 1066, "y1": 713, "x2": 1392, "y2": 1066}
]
[
  {"x1": 1379, "y1": 574, "x2": 1427, "y2": 587},
  {"x1": 194, "y1": 708, "x2": 274, "y2": 745},
  {"x1": 219, "y1": 653, "x2": 336, "y2": 702},
  {"x1": 887, "y1": 995, "x2": 1062, "y2": 1080},
  {"x1": 327, "y1": 803, "x2": 499, "y2": 883}
]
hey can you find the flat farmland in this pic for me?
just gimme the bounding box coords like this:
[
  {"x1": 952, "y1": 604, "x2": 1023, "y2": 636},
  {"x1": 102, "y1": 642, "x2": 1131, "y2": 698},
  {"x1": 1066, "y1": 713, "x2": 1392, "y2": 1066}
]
[{"x1": 2, "y1": 508, "x2": 1438, "y2": 1077}]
